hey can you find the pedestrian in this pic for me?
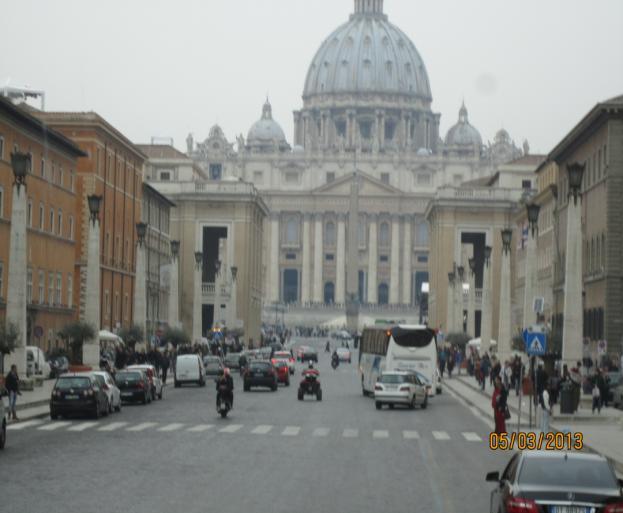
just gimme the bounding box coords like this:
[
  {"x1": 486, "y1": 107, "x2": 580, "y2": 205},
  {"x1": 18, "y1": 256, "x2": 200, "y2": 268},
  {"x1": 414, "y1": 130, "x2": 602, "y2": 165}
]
[
  {"x1": 161, "y1": 351, "x2": 170, "y2": 384},
  {"x1": 5, "y1": 364, "x2": 22, "y2": 421},
  {"x1": 591, "y1": 382, "x2": 601, "y2": 414},
  {"x1": 491, "y1": 376, "x2": 508, "y2": 434},
  {"x1": 540, "y1": 384, "x2": 552, "y2": 433}
]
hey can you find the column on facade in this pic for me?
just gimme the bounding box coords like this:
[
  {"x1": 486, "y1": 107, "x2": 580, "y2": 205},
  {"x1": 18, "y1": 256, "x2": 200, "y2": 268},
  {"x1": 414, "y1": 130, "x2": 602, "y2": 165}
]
[
  {"x1": 481, "y1": 257, "x2": 492, "y2": 354},
  {"x1": 133, "y1": 234, "x2": 147, "y2": 346},
  {"x1": 168, "y1": 246, "x2": 180, "y2": 329},
  {"x1": 446, "y1": 274, "x2": 456, "y2": 335},
  {"x1": 464, "y1": 244, "x2": 476, "y2": 337},
  {"x1": 192, "y1": 253, "x2": 203, "y2": 342},
  {"x1": 389, "y1": 214, "x2": 400, "y2": 304},
  {"x1": 498, "y1": 238, "x2": 512, "y2": 363},
  {"x1": 5, "y1": 182, "x2": 28, "y2": 374},
  {"x1": 401, "y1": 215, "x2": 412, "y2": 305},
  {"x1": 269, "y1": 213, "x2": 280, "y2": 303},
  {"x1": 335, "y1": 214, "x2": 346, "y2": 304},
  {"x1": 301, "y1": 214, "x2": 311, "y2": 304},
  {"x1": 312, "y1": 214, "x2": 323, "y2": 303},
  {"x1": 82, "y1": 202, "x2": 101, "y2": 368},
  {"x1": 367, "y1": 214, "x2": 378, "y2": 304}
]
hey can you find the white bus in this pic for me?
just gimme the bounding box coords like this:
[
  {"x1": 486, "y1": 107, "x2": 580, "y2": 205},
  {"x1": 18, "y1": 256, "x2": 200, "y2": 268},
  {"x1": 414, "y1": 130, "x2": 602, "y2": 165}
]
[{"x1": 359, "y1": 325, "x2": 441, "y2": 397}]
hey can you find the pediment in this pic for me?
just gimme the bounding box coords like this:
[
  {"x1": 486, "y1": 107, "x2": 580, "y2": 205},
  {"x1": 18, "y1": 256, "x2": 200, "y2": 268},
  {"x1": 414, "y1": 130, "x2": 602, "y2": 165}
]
[{"x1": 312, "y1": 171, "x2": 403, "y2": 196}]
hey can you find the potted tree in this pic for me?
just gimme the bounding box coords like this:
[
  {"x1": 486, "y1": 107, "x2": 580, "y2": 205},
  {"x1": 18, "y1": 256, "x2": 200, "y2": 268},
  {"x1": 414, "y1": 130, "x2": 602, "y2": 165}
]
[
  {"x1": 0, "y1": 321, "x2": 19, "y2": 381},
  {"x1": 57, "y1": 322, "x2": 96, "y2": 371}
]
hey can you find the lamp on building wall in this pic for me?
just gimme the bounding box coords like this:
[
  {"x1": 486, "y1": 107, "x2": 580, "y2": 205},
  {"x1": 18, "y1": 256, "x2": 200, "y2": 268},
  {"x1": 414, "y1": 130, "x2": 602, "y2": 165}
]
[
  {"x1": 484, "y1": 245, "x2": 492, "y2": 266},
  {"x1": 566, "y1": 162, "x2": 586, "y2": 205},
  {"x1": 468, "y1": 257, "x2": 476, "y2": 275},
  {"x1": 501, "y1": 228, "x2": 513, "y2": 255},
  {"x1": 457, "y1": 266, "x2": 465, "y2": 281},
  {"x1": 194, "y1": 251, "x2": 203, "y2": 269},
  {"x1": 87, "y1": 194, "x2": 102, "y2": 224},
  {"x1": 170, "y1": 240, "x2": 180, "y2": 258},
  {"x1": 11, "y1": 152, "x2": 30, "y2": 190},
  {"x1": 214, "y1": 259, "x2": 221, "y2": 276},
  {"x1": 136, "y1": 222, "x2": 147, "y2": 245},
  {"x1": 231, "y1": 266, "x2": 238, "y2": 281},
  {"x1": 448, "y1": 271, "x2": 455, "y2": 284},
  {"x1": 526, "y1": 203, "x2": 541, "y2": 237}
]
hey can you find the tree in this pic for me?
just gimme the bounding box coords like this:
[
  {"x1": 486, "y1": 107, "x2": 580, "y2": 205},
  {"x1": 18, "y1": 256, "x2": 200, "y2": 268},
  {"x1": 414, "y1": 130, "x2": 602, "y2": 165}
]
[
  {"x1": 57, "y1": 321, "x2": 96, "y2": 364},
  {"x1": 161, "y1": 327, "x2": 190, "y2": 348},
  {"x1": 0, "y1": 321, "x2": 19, "y2": 375},
  {"x1": 118, "y1": 324, "x2": 145, "y2": 350}
]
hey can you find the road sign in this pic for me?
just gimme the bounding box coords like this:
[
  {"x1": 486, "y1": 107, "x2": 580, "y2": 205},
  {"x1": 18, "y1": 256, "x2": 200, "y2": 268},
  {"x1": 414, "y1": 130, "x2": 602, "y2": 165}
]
[{"x1": 523, "y1": 330, "x2": 547, "y2": 356}]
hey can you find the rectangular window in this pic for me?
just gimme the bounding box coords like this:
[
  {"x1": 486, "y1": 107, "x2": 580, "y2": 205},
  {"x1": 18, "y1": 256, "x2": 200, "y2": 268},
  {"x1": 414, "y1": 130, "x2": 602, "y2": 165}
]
[
  {"x1": 27, "y1": 199, "x2": 33, "y2": 227},
  {"x1": 209, "y1": 163, "x2": 222, "y2": 180},
  {"x1": 51, "y1": 162, "x2": 55, "y2": 183},
  {"x1": 68, "y1": 216, "x2": 74, "y2": 240},
  {"x1": 49, "y1": 208, "x2": 55, "y2": 233},
  {"x1": 40, "y1": 158, "x2": 45, "y2": 177},
  {"x1": 115, "y1": 236, "x2": 121, "y2": 265},
  {"x1": 0, "y1": 136, "x2": 4, "y2": 160},
  {"x1": 38, "y1": 203, "x2": 44, "y2": 230},
  {"x1": 124, "y1": 294, "x2": 129, "y2": 321},
  {"x1": 0, "y1": 261, "x2": 3, "y2": 299},
  {"x1": 56, "y1": 273, "x2": 62, "y2": 306},
  {"x1": 67, "y1": 274, "x2": 73, "y2": 308},
  {"x1": 27, "y1": 269, "x2": 33, "y2": 303},
  {"x1": 326, "y1": 172, "x2": 335, "y2": 184},
  {"x1": 380, "y1": 255, "x2": 389, "y2": 263},
  {"x1": 70, "y1": 171, "x2": 75, "y2": 192},
  {"x1": 417, "y1": 254, "x2": 429, "y2": 264},
  {"x1": 59, "y1": 165, "x2": 63, "y2": 187},
  {"x1": 104, "y1": 290, "x2": 110, "y2": 319},
  {"x1": 285, "y1": 253, "x2": 297, "y2": 260},
  {"x1": 48, "y1": 271, "x2": 54, "y2": 306},
  {"x1": 114, "y1": 292, "x2": 119, "y2": 322},
  {"x1": 27, "y1": 152, "x2": 33, "y2": 173},
  {"x1": 0, "y1": 187, "x2": 3, "y2": 218},
  {"x1": 522, "y1": 179, "x2": 532, "y2": 189},
  {"x1": 325, "y1": 253, "x2": 334, "y2": 261},
  {"x1": 159, "y1": 171, "x2": 171, "y2": 181},
  {"x1": 380, "y1": 173, "x2": 390, "y2": 185},
  {"x1": 38, "y1": 270, "x2": 45, "y2": 304},
  {"x1": 58, "y1": 209, "x2": 63, "y2": 236}
]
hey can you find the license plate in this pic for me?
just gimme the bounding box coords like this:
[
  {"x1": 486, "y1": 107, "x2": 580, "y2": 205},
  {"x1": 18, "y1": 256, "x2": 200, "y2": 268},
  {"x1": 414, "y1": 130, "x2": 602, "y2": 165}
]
[
  {"x1": 385, "y1": 385, "x2": 397, "y2": 390},
  {"x1": 254, "y1": 373, "x2": 262, "y2": 377},
  {"x1": 551, "y1": 507, "x2": 590, "y2": 513},
  {"x1": 121, "y1": 392, "x2": 132, "y2": 397},
  {"x1": 65, "y1": 395, "x2": 79, "y2": 400}
]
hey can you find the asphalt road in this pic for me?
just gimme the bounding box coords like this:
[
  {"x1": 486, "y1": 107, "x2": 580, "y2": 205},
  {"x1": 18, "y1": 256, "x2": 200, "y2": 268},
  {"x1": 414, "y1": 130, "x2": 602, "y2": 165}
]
[{"x1": 0, "y1": 338, "x2": 510, "y2": 513}]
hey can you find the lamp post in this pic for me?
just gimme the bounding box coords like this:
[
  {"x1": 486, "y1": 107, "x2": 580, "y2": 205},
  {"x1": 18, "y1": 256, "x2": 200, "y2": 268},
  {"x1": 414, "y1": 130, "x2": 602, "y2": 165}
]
[
  {"x1": 456, "y1": 265, "x2": 465, "y2": 333},
  {"x1": 498, "y1": 228, "x2": 513, "y2": 363},
  {"x1": 192, "y1": 251, "x2": 203, "y2": 343},
  {"x1": 523, "y1": 202, "x2": 540, "y2": 330},
  {"x1": 562, "y1": 163, "x2": 586, "y2": 366},
  {"x1": 228, "y1": 266, "x2": 239, "y2": 330},
  {"x1": 212, "y1": 259, "x2": 222, "y2": 329},
  {"x1": 447, "y1": 271, "x2": 456, "y2": 336},
  {"x1": 481, "y1": 245, "x2": 493, "y2": 354},
  {"x1": 82, "y1": 194, "x2": 102, "y2": 367},
  {"x1": 133, "y1": 222, "x2": 148, "y2": 348},
  {"x1": 467, "y1": 257, "x2": 476, "y2": 337},
  {"x1": 168, "y1": 240, "x2": 180, "y2": 329},
  {"x1": 5, "y1": 152, "x2": 31, "y2": 375}
]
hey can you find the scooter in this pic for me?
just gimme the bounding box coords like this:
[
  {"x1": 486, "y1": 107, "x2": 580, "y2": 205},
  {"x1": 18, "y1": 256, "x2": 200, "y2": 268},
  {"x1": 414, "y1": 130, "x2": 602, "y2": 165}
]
[
  {"x1": 217, "y1": 386, "x2": 232, "y2": 418},
  {"x1": 331, "y1": 358, "x2": 339, "y2": 370}
]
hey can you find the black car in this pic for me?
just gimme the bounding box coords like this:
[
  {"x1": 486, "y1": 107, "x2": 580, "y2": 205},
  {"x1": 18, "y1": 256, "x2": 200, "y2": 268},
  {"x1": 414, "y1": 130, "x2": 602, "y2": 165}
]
[
  {"x1": 50, "y1": 373, "x2": 109, "y2": 420},
  {"x1": 300, "y1": 346, "x2": 318, "y2": 363},
  {"x1": 486, "y1": 450, "x2": 623, "y2": 512},
  {"x1": 243, "y1": 361, "x2": 278, "y2": 392},
  {"x1": 115, "y1": 370, "x2": 152, "y2": 405},
  {"x1": 224, "y1": 352, "x2": 242, "y2": 370}
]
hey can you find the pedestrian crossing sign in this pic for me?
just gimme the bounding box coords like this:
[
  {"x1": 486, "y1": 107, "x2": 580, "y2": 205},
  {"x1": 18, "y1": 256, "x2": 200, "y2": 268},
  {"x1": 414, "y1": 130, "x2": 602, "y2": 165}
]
[{"x1": 523, "y1": 330, "x2": 547, "y2": 356}]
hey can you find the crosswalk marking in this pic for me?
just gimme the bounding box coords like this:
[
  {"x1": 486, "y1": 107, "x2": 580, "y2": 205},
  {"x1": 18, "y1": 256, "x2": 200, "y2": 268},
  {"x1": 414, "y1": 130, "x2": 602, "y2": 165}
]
[
  {"x1": 282, "y1": 426, "x2": 300, "y2": 436},
  {"x1": 432, "y1": 431, "x2": 450, "y2": 440},
  {"x1": 402, "y1": 430, "x2": 420, "y2": 439},
  {"x1": 312, "y1": 427, "x2": 330, "y2": 437},
  {"x1": 187, "y1": 424, "x2": 214, "y2": 433},
  {"x1": 38, "y1": 421, "x2": 72, "y2": 431},
  {"x1": 251, "y1": 425, "x2": 273, "y2": 435},
  {"x1": 68, "y1": 422, "x2": 98, "y2": 432},
  {"x1": 343, "y1": 428, "x2": 358, "y2": 438},
  {"x1": 373, "y1": 430, "x2": 389, "y2": 439},
  {"x1": 157, "y1": 423, "x2": 185, "y2": 432},
  {"x1": 462, "y1": 432, "x2": 482, "y2": 442},
  {"x1": 127, "y1": 422, "x2": 158, "y2": 432},
  {"x1": 219, "y1": 424, "x2": 243, "y2": 433},
  {"x1": 7, "y1": 419, "x2": 44, "y2": 431},
  {"x1": 98, "y1": 422, "x2": 129, "y2": 432}
]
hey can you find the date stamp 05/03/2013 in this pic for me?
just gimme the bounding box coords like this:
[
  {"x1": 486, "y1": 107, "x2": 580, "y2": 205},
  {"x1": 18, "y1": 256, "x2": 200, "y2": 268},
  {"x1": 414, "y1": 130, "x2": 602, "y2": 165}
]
[{"x1": 489, "y1": 431, "x2": 584, "y2": 451}]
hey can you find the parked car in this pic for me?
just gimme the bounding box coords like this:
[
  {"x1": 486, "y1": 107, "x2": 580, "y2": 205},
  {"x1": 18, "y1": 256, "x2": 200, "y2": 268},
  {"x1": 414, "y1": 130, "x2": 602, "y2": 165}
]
[
  {"x1": 50, "y1": 373, "x2": 109, "y2": 419},
  {"x1": 243, "y1": 361, "x2": 278, "y2": 391},
  {"x1": 0, "y1": 386, "x2": 7, "y2": 450},
  {"x1": 272, "y1": 351, "x2": 295, "y2": 374},
  {"x1": 606, "y1": 371, "x2": 621, "y2": 405},
  {"x1": 486, "y1": 450, "x2": 623, "y2": 513},
  {"x1": 336, "y1": 347, "x2": 351, "y2": 363},
  {"x1": 115, "y1": 370, "x2": 152, "y2": 405},
  {"x1": 127, "y1": 365, "x2": 164, "y2": 400},
  {"x1": 26, "y1": 346, "x2": 51, "y2": 378},
  {"x1": 273, "y1": 360, "x2": 290, "y2": 386},
  {"x1": 224, "y1": 352, "x2": 242, "y2": 370},
  {"x1": 374, "y1": 371, "x2": 428, "y2": 410},
  {"x1": 92, "y1": 371, "x2": 122, "y2": 413},
  {"x1": 174, "y1": 354, "x2": 206, "y2": 387},
  {"x1": 48, "y1": 356, "x2": 69, "y2": 378}
]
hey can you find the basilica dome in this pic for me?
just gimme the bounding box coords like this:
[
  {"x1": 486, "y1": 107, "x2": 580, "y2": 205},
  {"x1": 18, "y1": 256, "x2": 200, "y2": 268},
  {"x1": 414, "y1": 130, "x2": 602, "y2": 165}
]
[
  {"x1": 303, "y1": 0, "x2": 432, "y2": 103},
  {"x1": 445, "y1": 103, "x2": 482, "y2": 147},
  {"x1": 247, "y1": 100, "x2": 289, "y2": 152}
]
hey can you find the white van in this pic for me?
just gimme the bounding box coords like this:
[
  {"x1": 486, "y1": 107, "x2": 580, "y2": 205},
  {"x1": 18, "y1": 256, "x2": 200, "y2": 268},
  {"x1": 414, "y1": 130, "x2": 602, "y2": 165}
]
[
  {"x1": 26, "y1": 346, "x2": 51, "y2": 378},
  {"x1": 174, "y1": 354, "x2": 206, "y2": 387}
]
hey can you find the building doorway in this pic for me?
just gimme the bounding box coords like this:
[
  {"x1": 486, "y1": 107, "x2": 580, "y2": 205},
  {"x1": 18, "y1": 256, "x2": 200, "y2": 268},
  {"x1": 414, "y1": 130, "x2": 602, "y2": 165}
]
[
  {"x1": 283, "y1": 269, "x2": 299, "y2": 304},
  {"x1": 324, "y1": 282, "x2": 335, "y2": 304},
  {"x1": 378, "y1": 283, "x2": 389, "y2": 305}
]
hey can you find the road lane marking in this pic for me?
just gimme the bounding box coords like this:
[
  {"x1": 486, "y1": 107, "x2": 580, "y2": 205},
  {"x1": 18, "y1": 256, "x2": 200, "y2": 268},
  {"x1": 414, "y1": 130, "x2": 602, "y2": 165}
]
[
  {"x1": 402, "y1": 430, "x2": 420, "y2": 439},
  {"x1": 98, "y1": 422, "x2": 128, "y2": 432},
  {"x1": 7, "y1": 419, "x2": 45, "y2": 430},
  {"x1": 373, "y1": 430, "x2": 389, "y2": 439},
  {"x1": 281, "y1": 426, "x2": 300, "y2": 436},
  {"x1": 68, "y1": 422, "x2": 98, "y2": 432},
  {"x1": 251, "y1": 425, "x2": 273, "y2": 435},
  {"x1": 38, "y1": 421, "x2": 72, "y2": 431},
  {"x1": 462, "y1": 432, "x2": 482, "y2": 442},
  {"x1": 432, "y1": 431, "x2": 450, "y2": 440},
  {"x1": 312, "y1": 428, "x2": 330, "y2": 437},
  {"x1": 187, "y1": 424, "x2": 214, "y2": 433},
  {"x1": 343, "y1": 428, "x2": 358, "y2": 438},
  {"x1": 127, "y1": 422, "x2": 158, "y2": 432},
  {"x1": 158, "y1": 423, "x2": 185, "y2": 432},
  {"x1": 219, "y1": 424, "x2": 243, "y2": 433}
]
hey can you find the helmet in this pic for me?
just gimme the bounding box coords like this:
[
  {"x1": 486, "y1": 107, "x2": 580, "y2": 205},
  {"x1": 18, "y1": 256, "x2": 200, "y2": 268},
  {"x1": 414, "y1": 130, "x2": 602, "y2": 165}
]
[{"x1": 224, "y1": 367, "x2": 230, "y2": 376}]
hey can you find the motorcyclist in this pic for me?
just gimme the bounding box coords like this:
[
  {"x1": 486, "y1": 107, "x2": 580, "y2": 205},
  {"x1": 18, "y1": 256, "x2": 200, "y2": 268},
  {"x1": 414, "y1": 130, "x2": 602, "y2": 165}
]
[
  {"x1": 216, "y1": 368, "x2": 234, "y2": 409},
  {"x1": 331, "y1": 350, "x2": 340, "y2": 369},
  {"x1": 325, "y1": 341, "x2": 331, "y2": 353},
  {"x1": 238, "y1": 352, "x2": 248, "y2": 376}
]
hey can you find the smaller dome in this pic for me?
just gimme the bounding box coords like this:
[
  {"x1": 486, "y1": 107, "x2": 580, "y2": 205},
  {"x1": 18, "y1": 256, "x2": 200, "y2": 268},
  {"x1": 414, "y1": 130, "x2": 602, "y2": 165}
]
[
  {"x1": 445, "y1": 102, "x2": 482, "y2": 147},
  {"x1": 247, "y1": 100, "x2": 288, "y2": 151},
  {"x1": 495, "y1": 128, "x2": 510, "y2": 143},
  {"x1": 292, "y1": 144, "x2": 305, "y2": 154}
]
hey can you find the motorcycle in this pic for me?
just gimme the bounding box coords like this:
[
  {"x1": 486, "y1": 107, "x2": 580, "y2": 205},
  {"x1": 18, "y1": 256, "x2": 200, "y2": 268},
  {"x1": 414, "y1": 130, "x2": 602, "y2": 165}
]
[
  {"x1": 331, "y1": 356, "x2": 339, "y2": 370},
  {"x1": 217, "y1": 385, "x2": 232, "y2": 418},
  {"x1": 298, "y1": 369, "x2": 322, "y2": 401}
]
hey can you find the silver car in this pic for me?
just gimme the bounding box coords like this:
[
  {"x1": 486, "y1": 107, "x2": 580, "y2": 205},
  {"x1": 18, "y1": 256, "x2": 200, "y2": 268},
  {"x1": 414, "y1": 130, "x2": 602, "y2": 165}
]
[{"x1": 374, "y1": 371, "x2": 428, "y2": 410}]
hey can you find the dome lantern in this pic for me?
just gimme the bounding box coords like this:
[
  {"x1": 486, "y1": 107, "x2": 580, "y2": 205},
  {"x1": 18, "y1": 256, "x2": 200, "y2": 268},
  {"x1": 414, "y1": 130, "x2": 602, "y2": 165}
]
[{"x1": 354, "y1": 0, "x2": 384, "y2": 16}]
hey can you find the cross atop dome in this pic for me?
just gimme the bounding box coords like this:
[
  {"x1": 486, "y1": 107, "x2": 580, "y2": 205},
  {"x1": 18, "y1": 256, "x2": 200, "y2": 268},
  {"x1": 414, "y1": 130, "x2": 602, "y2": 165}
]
[
  {"x1": 354, "y1": 0, "x2": 384, "y2": 16},
  {"x1": 262, "y1": 98, "x2": 273, "y2": 120}
]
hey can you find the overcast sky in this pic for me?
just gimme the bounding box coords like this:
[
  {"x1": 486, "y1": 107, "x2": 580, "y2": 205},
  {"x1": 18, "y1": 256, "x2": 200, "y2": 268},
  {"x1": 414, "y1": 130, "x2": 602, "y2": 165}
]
[{"x1": 2, "y1": 0, "x2": 622, "y2": 155}]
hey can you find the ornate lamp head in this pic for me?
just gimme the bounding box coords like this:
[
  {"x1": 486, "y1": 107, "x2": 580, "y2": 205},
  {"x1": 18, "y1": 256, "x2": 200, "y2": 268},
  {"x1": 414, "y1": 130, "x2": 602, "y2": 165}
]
[
  {"x1": 457, "y1": 265, "x2": 465, "y2": 280},
  {"x1": 194, "y1": 251, "x2": 203, "y2": 269},
  {"x1": 11, "y1": 152, "x2": 30, "y2": 190},
  {"x1": 448, "y1": 271, "x2": 455, "y2": 285},
  {"x1": 231, "y1": 266, "x2": 238, "y2": 280},
  {"x1": 170, "y1": 240, "x2": 180, "y2": 258},
  {"x1": 484, "y1": 245, "x2": 492, "y2": 266},
  {"x1": 136, "y1": 222, "x2": 147, "y2": 245},
  {"x1": 87, "y1": 194, "x2": 102, "y2": 224},
  {"x1": 501, "y1": 228, "x2": 513, "y2": 255},
  {"x1": 468, "y1": 257, "x2": 476, "y2": 275},
  {"x1": 566, "y1": 162, "x2": 586, "y2": 205},
  {"x1": 526, "y1": 203, "x2": 541, "y2": 237}
]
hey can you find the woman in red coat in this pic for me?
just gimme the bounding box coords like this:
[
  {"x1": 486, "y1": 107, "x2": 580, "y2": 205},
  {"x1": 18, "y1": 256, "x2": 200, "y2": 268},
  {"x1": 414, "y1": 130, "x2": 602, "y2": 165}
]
[{"x1": 492, "y1": 376, "x2": 507, "y2": 434}]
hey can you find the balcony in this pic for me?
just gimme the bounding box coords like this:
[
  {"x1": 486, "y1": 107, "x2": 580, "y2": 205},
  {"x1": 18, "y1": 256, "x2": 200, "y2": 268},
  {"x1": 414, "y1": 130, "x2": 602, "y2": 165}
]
[{"x1": 201, "y1": 282, "x2": 231, "y2": 303}]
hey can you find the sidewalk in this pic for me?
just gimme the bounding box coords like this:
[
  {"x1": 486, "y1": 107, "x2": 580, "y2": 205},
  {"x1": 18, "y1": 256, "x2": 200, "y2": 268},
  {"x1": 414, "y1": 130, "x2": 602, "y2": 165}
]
[
  {"x1": 444, "y1": 373, "x2": 623, "y2": 475},
  {"x1": 2, "y1": 379, "x2": 54, "y2": 422}
]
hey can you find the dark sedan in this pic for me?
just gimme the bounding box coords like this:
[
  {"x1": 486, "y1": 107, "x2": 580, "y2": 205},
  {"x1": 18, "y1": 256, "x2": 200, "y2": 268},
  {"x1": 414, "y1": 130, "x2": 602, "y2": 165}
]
[
  {"x1": 224, "y1": 352, "x2": 242, "y2": 370},
  {"x1": 205, "y1": 360, "x2": 224, "y2": 378},
  {"x1": 299, "y1": 346, "x2": 318, "y2": 363},
  {"x1": 115, "y1": 370, "x2": 152, "y2": 405},
  {"x1": 243, "y1": 361, "x2": 278, "y2": 392},
  {"x1": 50, "y1": 373, "x2": 109, "y2": 420},
  {"x1": 486, "y1": 450, "x2": 623, "y2": 513}
]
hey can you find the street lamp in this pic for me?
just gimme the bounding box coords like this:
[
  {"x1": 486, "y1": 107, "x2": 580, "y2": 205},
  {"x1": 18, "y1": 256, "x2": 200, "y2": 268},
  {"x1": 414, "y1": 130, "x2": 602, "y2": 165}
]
[
  {"x1": 214, "y1": 259, "x2": 221, "y2": 276},
  {"x1": 457, "y1": 265, "x2": 465, "y2": 281},
  {"x1": 11, "y1": 152, "x2": 30, "y2": 190},
  {"x1": 170, "y1": 240, "x2": 180, "y2": 258},
  {"x1": 468, "y1": 257, "x2": 476, "y2": 275},
  {"x1": 484, "y1": 245, "x2": 492, "y2": 266},
  {"x1": 526, "y1": 203, "x2": 541, "y2": 237},
  {"x1": 87, "y1": 194, "x2": 102, "y2": 224},
  {"x1": 501, "y1": 228, "x2": 513, "y2": 255},
  {"x1": 231, "y1": 266, "x2": 238, "y2": 281},
  {"x1": 567, "y1": 162, "x2": 585, "y2": 205},
  {"x1": 448, "y1": 271, "x2": 455, "y2": 284},
  {"x1": 194, "y1": 251, "x2": 203, "y2": 269},
  {"x1": 136, "y1": 222, "x2": 147, "y2": 245}
]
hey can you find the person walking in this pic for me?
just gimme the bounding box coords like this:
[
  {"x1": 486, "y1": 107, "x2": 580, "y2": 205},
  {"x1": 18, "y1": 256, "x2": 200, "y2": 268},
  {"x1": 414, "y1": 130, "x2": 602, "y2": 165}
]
[
  {"x1": 591, "y1": 382, "x2": 601, "y2": 414},
  {"x1": 161, "y1": 351, "x2": 170, "y2": 384},
  {"x1": 540, "y1": 384, "x2": 552, "y2": 433},
  {"x1": 5, "y1": 364, "x2": 22, "y2": 421},
  {"x1": 492, "y1": 376, "x2": 508, "y2": 434}
]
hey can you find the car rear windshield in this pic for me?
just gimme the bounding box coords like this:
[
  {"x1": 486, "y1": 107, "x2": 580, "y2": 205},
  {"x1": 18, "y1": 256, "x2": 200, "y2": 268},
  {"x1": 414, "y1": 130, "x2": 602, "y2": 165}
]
[
  {"x1": 391, "y1": 327, "x2": 436, "y2": 348},
  {"x1": 55, "y1": 377, "x2": 92, "y2": 389},
  {"x1": 519, "y1": 457, "x2": 617, "y2": 488},
  {"x1": 115, "y1": 372, "x2": 142, "y2": 382},
  {"x1": 206, "y1": 363, "x2": 221, "y2": 370},
  {"x1": 274, "y1": 352, "x2": 290, "y2": 358},
  {"x1": 250, "y1": 362, "x2": 270, "y2": 370},
  {"x1": 380, "y1": 374, "x2": 406, "y2": 384}
]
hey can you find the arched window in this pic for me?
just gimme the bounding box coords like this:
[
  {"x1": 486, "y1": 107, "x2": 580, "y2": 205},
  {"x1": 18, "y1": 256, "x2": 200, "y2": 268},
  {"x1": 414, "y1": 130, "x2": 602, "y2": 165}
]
[
  {"x1": 379, "y1": 222, "x2": 390, "y2": 246},
  {"x1": 325, "y1": 221, "x2": 336, "y2": 246},
  {"x1": 324, "y1": 282, "x2": 335, "y2": 304},
  {"x1": 285, "y1": 217, "x2": 299, "y2": 245},
  {"x1": 416, "y1": 221, "x2": 429, "y2": 246},
  {"x1": 378, "y1": 283, "x2": 389, "y2": 305}
]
